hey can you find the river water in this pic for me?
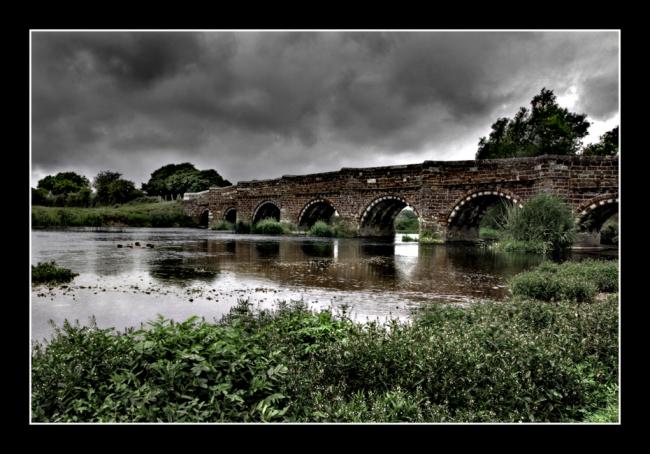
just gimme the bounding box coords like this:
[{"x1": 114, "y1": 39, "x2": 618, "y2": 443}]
[{"x1": 31, "y1": 228, "x2": 618, "y2": 342}]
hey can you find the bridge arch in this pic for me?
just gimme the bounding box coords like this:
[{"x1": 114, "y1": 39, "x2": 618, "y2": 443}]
[
  {"x1": 199, "y1": 209, "x2": 211, "y2": 228},
  {"x1": 575, "y1": 194, "x2": 618, "y2": 233},
  {"x1": 446, "y1": 189, "x2": 521, "y2": 241},
  {"x1": 252, "y1": 200, "x2": 281, "y2": 225},
  {"x1": 359, "y1": 195, "x2": 420, "y2": 237},
  {"x1": 298, "y1": 198, "x2": 338, "y2": 229},
  {"x1": 223, "y1": 207, "x2": 237, "y2": 224}
]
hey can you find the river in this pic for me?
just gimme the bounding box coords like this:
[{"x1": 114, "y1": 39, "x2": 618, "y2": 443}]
[{"x1": 31, "y1": 228, "x2": 617, "y2": 342}]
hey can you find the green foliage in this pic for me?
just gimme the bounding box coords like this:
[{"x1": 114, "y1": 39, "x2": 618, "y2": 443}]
[
  {"x1": 212, "y1": 220, "x2": 234, "y2": 231},
  {"x1": 92, "y1": 170, "x2": 142, "y2": 206},
  {"x1": 32, "y1": 261, "x2": 78, "y2": 285},
  {"x1": 34, "y1": 172, "x2": 93, "y2": 207},
  {"x1": 499, "y1": 194, "x2": 575, "y2": 254},
  {"x1": 38, "y1": 172, "x2": 91, "y2": 195},
  {"x1": 32, "y1": 295, "x2": 618, "y2": 422},
  {"x1": 330, "y1": 218, "x2": 357, "y2": 238},
  {"x1": 252, "y1": 218, "x2": 286, "y2": 235},
  {"x1": 476, "y1": 88, "x2": 591, "y2": 159},
  {"x1": 394, "y1": 210, "x2": 419, "y2": 233},
  {"x1": 583, "y1": 127, "x2": 619, "y2": 156},
  {"x1": 142, "y1": 163, "x2": 231, "y2": 199},
  {"x1": 583, "y1": 384, "x2": 618, "y2": 422},
  {"x1": 510, "y1": 259, "x2": 618, "y2": 302},
  {"x1": 479, "y1": 227, "x2": 502, "y2": 240},
  {"x1": 31, "y1": 202, "x2": 196, "y2": 228},
  {"x1": 308, "y1": 221, "x2": 334, "y2": 237},
  {"x1": 419, "y1": 228, "x2": 444, "y2": 244},
  {"x1": 401, "y1": 235, "x2": 417, "y2": 242}
]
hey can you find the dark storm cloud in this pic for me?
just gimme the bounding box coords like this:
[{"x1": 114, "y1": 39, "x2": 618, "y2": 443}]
[{"x1": 31, "y1": 31, "x2": 619, "y2": 186}]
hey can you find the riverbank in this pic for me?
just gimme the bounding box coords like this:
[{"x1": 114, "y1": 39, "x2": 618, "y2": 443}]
[
  {"x1": 31, "y1": 259, "x2": 619, "y2": 422},
  {"x1": 32, "y1": 202, "x2": 196, "y2": 228}
]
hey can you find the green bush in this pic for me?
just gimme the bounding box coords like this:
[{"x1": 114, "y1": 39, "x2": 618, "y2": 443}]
[
  {"x1": 32, "y1": 295, "x2": 618, "y2": 422},
  {"x1": 500, "y1": 194, "x2": 575, "y2": 254},
  {"x1": 419, "y1": 228, "x2": 444, "y2": 244},
  {"x1": 308, "y1": 221, "x2": 334, "y2": 237},
  {"x1": 212, "y1": 220, "x2": 234, "y2": 231},
  {"x1": 479, "y1": 227, "x2": 502, "y2": 240},
  {"x1": 252, "y1": 218, "x2": 286, "y2": 235},
  {"x1": 32, "y1": 261, "x2": 78, "y2": 285},
  {"x1": 401, "y1": 235, "x2": 417, "y2": 242},
  {"x1": 511, "y1": 259, "x2": 618, "y2": 302}
]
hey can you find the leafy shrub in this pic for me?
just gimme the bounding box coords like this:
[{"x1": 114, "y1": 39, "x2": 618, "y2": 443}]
[
  {"x1": 495, "y1": 239, "x2": 549, "y2": 255},
  {"x1": 32, "y1": 261, "x2": 78, "y2": 285},
  {"x1": 308, "y1": 221, "x2": 334, "y2": 237},
  {"x1": 401, "y1": 235, "x2": 417, "y2": 242},
  {"x1": 419, "y1": 228, "x2": 444, "y2": 244},
  {"x1": 32, "y1": 295, "x2": 618, "y2": 422},
  {"x1": 212, "y1": 220, "x2": 234, "y2": 231},
  {"x1": 500, "y1": 194, "x2": 575, "y2": 254},
  {"x1": 511, "y1": 259, "x2": 618, "y2": 302},
  {"x1": 252, "y1": 218, "x2": 285, "y2": 235}
]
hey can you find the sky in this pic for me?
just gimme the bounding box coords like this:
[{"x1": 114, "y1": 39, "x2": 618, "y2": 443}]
[{"x1": 31, "y1": 30, "x2": 620, "y2": 188}]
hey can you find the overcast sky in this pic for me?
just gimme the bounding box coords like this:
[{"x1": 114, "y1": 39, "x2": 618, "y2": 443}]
[{"x1": 31, "y1": 30, "x2": 619, "y2": 187}]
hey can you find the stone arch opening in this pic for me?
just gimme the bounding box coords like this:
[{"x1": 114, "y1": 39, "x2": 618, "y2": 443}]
[
  {"x1": 447, "y1": 191, "x2": 519, "y2": 241},
  {"x1": 224, "y1": 207, "x2": 237, "y2": 224},
  {"x1": 199, "y1": 209, "x2": 210, "y2": 228},
  {"x1": 252, "y1": 201, "x2": 281, "y2": 225},
  {"x1": 298, "y1": 199, "x2": 337, "y2": 229},
  {"x1": 575, "y1": 196, "x2": 618, "y2": 246},
  {"x1": 359, "y1": 196, "x2": 417, "y2": 237}
]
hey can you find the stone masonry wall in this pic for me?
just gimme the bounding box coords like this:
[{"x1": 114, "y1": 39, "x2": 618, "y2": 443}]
[{"x1": 183, "y1": 155, "x2": 618, "y2": 239}]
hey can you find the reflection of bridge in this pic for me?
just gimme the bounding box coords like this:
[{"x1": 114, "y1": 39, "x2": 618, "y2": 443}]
[{"x1": 183, "y1": 155, "x2": 618, "y2": 243}]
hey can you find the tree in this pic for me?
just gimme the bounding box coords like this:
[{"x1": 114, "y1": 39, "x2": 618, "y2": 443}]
[
  {"x1": 142, "y1": 163, "x2": 231, "y2": 199},
  {"x1": 582, "y1": 126, "x2": 619, "y2": 156},
  {"x1": 93, "y1": 171, "x2": 141, "y2": 205},
  {"x1": 476, "y1": 88, "x2": 591, "y2": 159},
  {"x1": 37, "y1": 172, "x2": 90, "y2": 195}
]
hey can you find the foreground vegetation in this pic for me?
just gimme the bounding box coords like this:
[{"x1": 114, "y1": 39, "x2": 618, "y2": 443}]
[
  {"x1": 511, "y1": 259, "x2": 618, "y2": 303},
  {"x1": 32, "y1": 202, "x2": 197, "y2": 228},
  {"x1": 32, "y1": 259, "x2": 618, "y2": 423},
  {"x1": 31, "y1": 261, "x2": 78, "y2": 285}
]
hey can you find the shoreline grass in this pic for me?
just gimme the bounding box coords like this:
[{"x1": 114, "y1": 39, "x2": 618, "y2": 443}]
[{"x1": 32, "y1": 202, "x2": 197, "y2": 228}]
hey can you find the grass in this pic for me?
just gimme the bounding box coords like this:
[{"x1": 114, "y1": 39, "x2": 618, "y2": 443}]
[
  {"x1": 479, "y1": 227, "x2": 502, "y2": 240},
  {"x1": 32, "y1": 261, "x2": 78, "y2": 285},
  {"x1": 511, "y1": 259, "x2": 618, "y2": 302},
  {"x1": 31, "y1": 293, "x2": 618, "y2": 422},
  {"x1": 32, "y1": 202, "x2": 196, "y2": 228}
]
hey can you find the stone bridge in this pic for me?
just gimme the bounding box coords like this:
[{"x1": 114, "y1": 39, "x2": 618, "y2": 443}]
[{"x1": 183, "y1": 155, "x2": 618, "y2": 244}]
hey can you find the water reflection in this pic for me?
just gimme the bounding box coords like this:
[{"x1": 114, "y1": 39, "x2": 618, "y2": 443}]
[{"x1": 32, "y1": 228, "x2": 616, "y2": 300}]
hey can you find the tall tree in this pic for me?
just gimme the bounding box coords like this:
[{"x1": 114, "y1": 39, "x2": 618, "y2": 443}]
[
  {"x1": 37, "y1": 171, "x2": 90, "y2": 195},
  {"x1": 476, "y1": 88, "x2": 591, "y2": 159},
  {"x1": 93, "y1": 171, "x2": 141, "y2": 205},
  {"x1": 582, "y1": 126, "x2": 619, "y2": 156}
]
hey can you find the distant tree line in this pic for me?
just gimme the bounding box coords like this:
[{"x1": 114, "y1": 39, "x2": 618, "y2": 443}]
[
  {"x1": 32, "y1": 163, "x2": 231, "y2": 207},
  {"x1": 476, "y1": 88, "x2": 618, "y2": 160}
]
